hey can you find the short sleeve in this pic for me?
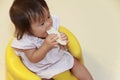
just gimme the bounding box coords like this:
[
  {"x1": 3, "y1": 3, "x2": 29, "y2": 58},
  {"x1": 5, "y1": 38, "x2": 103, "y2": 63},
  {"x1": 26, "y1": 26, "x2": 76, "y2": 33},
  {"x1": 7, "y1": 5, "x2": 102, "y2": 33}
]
[{"x1": 11, "y1": 35, "x2": 36, "y2": 50}]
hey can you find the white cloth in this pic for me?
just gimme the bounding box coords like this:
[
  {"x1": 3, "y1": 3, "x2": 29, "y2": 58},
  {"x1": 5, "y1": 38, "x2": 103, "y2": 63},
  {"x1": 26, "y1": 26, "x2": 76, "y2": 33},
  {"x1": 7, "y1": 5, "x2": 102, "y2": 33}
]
[{"x1": 11, "y1": 15, "x2": 74, "y2": 79}]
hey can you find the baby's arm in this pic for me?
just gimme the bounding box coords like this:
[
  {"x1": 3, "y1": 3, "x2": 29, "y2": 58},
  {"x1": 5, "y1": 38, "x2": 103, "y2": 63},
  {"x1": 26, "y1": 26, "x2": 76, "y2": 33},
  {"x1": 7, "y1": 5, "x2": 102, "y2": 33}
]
[{"x1": 22, "y1": 34, "x2": 58, "y2": 63}]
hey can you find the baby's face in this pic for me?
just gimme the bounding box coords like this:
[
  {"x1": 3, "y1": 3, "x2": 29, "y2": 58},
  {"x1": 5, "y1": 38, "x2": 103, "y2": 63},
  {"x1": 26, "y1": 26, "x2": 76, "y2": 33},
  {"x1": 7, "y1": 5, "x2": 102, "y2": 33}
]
[{"x1": 30, "y1": 11, "x2": 53, "y2": 38}]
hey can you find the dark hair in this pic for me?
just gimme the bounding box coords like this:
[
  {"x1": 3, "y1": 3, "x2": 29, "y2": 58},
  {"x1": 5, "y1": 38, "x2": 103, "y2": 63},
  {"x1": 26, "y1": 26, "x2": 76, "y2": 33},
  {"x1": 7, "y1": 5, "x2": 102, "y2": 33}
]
[{"x1": 9, "y1": 0, "x2": 49, "y2": 40}]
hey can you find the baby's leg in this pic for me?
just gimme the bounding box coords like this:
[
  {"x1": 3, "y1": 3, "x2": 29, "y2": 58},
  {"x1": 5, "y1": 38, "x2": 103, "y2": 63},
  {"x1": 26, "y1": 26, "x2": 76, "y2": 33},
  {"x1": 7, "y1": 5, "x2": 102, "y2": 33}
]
[
  {"x1": 53, "y1": 70, "x2": 78, "y2": 80},
  {"x1": 71, "y1": 58, "x2": 93, "y2": 80}
]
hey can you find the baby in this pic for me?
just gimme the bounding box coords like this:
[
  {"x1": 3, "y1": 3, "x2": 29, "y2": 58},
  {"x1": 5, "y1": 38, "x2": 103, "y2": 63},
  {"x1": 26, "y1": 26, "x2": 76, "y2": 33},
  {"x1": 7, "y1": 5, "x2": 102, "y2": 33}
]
[{"x1": 9, "y1": 0, "x2": 93, "y2": 80}]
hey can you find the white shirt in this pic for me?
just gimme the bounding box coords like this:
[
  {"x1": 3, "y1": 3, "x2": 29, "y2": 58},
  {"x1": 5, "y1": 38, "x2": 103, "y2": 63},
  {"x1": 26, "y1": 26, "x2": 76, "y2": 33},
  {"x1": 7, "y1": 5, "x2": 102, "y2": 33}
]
[{"x1": 11, "y1": 15, "x2": 74, "y2": 79}]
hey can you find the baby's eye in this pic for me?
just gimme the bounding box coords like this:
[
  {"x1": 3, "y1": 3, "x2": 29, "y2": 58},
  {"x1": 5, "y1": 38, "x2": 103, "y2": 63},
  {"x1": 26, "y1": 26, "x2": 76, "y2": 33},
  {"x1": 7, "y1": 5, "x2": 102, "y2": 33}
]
[
  {"x1": 48, "y1": 15, "x2": 50, "y2": 19},
  {"x1": 41, "y1": 23, "x2": 44, "y2": 26}
]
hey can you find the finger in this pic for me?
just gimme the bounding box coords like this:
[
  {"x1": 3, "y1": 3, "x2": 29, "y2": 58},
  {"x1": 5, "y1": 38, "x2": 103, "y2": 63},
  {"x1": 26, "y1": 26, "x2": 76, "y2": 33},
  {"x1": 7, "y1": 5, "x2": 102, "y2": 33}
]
[
  {"x1": 61, "y1": 36, "x2": 68, "y2": 41},
  {"x1": 51, "y1": 35, "x2": 59, "y2": 42},
  {"x1": 60, "y1": 33, "x2": 68, "y2": 40},
  {"x1": 60, "y1": 32, "x2": 66, "y2": 37}
]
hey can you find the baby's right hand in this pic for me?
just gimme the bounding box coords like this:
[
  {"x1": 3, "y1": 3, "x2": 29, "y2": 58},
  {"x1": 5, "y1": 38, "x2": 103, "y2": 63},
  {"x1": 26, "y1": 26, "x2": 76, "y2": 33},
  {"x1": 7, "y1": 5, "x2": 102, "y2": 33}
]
[{"x1": 43, "y1": 34, "x2": 59, "y2": 49}]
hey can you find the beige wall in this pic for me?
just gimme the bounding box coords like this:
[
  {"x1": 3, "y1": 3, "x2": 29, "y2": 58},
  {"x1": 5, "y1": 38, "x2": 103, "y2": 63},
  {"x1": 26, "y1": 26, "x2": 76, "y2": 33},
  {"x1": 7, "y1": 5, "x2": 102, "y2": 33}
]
[{"x1": 0, "y1": 0, "x2": 120, "y2": 80}]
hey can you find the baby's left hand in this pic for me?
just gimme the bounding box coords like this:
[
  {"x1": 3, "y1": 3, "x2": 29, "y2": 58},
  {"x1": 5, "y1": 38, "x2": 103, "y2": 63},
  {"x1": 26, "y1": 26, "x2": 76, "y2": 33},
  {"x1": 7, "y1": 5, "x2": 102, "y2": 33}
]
[{"x1": 60, "y1": 32, "x2": 68, "y2": 44}]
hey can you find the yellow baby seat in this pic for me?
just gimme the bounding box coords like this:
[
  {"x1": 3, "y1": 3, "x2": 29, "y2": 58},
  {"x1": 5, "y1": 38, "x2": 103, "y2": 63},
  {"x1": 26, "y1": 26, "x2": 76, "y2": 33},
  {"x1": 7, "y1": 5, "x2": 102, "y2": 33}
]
[{"x1": 6, "y1": 26, "x2": 83, "y2": 80}]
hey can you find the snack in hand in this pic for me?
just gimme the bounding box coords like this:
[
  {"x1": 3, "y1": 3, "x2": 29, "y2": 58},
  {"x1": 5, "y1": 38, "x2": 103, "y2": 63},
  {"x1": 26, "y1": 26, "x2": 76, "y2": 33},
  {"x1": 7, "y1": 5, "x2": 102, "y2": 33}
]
[{"x1": 47, "y1": 27, "x2": 67, "y2": 45}]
